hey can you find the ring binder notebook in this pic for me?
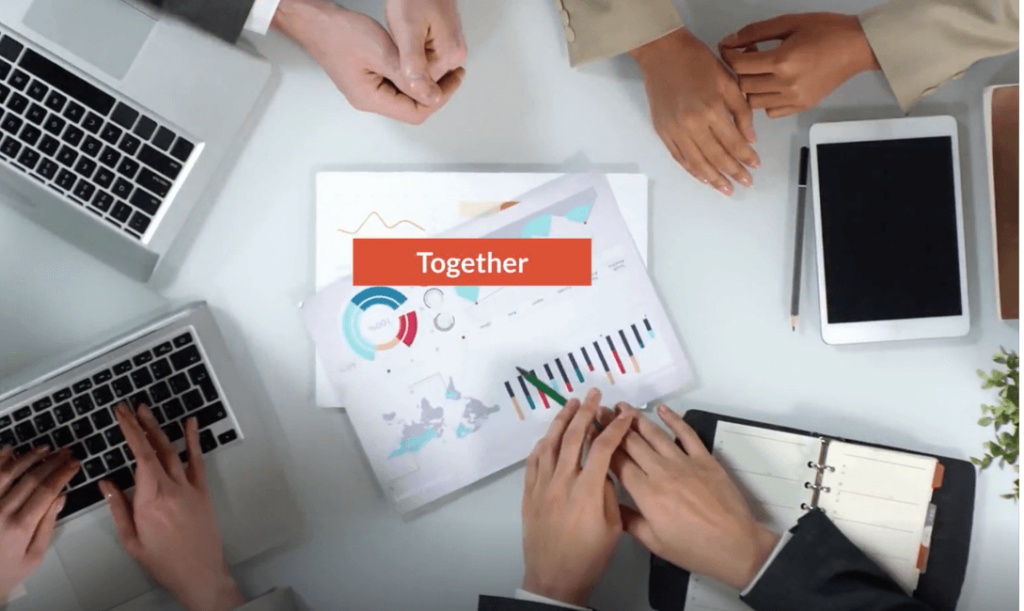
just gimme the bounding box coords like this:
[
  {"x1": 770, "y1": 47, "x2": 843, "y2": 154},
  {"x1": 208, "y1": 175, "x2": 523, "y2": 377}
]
[{"x1": 649, "y1": 410, "x2": 975, "y2": 611}]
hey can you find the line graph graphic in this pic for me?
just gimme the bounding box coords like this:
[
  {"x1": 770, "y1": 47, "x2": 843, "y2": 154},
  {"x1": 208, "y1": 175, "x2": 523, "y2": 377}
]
[{"x1": 336, "y1": 211, "x2": 426, "y2": 236}]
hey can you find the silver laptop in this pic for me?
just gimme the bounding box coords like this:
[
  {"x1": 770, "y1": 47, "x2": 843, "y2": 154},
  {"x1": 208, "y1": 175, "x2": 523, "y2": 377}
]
[
  {"x1": 0, "y1": 0, "x2": 274, "y2": 281},
  {"x1": 0, "y1": 302, "x2": 300, "y2": 611}
]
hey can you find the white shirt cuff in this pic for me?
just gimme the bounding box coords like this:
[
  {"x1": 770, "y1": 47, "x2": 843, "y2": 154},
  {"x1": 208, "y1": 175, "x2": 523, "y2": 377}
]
[
  {"x1": 740, "y1": 531, "x2": 793, "y2": 596},
  {"x1": 243, "y1": 0, "x2": 283, "y2": 35},
  {"x1": 515, "y1": 589, "x2": 590, "y2": 610}
]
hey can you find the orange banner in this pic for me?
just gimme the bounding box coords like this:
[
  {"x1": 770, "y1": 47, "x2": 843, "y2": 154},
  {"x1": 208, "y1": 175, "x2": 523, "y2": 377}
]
[{"x1": 353, "y1": 238, "x2": 592, "y2": 286}]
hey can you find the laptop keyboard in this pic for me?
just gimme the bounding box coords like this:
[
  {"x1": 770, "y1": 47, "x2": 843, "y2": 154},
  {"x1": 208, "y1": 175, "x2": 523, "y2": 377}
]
[
  {"x1": 0, "y1": 30, "x2": 196, "y2": 240},
  {"x1": 0, "y1": 330, "x2": 242, "y2": 521}
]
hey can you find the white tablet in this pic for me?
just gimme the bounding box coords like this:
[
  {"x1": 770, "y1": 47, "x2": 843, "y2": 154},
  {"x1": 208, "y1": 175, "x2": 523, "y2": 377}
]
[{"x1": 809, "y1": 116, "x2": 969, "y2": 345}]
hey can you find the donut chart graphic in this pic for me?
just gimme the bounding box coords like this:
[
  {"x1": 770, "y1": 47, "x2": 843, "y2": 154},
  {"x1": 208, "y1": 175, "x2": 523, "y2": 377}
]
[{"x1": 343, "y1": 287, "x2": 418, "y2": 360}]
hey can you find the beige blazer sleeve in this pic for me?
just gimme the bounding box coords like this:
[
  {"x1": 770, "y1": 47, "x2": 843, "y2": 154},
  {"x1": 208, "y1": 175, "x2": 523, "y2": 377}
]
[
  {"x1": 859, "y1": 0, "x2": 1019, "y2": 112},
  {"x1": 558, "y1": 0, "x2": 684, "y2": 66}
]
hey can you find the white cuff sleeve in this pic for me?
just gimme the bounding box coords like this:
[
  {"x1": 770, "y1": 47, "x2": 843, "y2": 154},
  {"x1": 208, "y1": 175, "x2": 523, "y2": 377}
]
[
  {"x1": 243, "y1": 0, "x2": 283, "y2": 35},
  {"x1": 515, "y1": 589, "x2": 590, "y2": 610},
  {"x1": 740, "y1": 531, "x2": 793, "y2": 596}
]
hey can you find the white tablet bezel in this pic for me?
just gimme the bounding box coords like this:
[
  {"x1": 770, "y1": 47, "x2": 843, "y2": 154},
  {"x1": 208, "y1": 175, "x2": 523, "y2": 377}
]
[{"x1": 809, "y1": 116, "x2": 970, "y2": 345}]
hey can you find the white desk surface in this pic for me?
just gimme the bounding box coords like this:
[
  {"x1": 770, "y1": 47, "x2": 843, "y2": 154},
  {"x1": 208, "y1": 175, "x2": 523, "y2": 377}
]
[{"x1": 0, "y1": 1, "x2": 1018, "y2": 610}]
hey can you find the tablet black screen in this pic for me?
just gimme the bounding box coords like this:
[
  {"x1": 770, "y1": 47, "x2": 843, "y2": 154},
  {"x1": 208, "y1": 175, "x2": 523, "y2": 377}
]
[{"x1": 816, "y1": 137, "x2": 963, "y2": 324}]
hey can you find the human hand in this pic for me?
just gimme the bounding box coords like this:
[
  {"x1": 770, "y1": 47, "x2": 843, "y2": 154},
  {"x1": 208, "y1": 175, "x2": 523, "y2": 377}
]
[
  {"x1": 0, "y1": 446, "x2": 79, "y2": 602},
  {"x1": 629, "y1": 28, "x2": 759, "y2": 196},
  {"x1": 100, "y1": 404, "x2": 244, "y2": 611},
  {"x1": 611, "y1": 405, "x2": 779, "y2": 591},
  {"x1": 385, "y1": 0, "x2": 468, "y2": 105},
  {"x1": 273, "y1": 0, "x2": 465, "y2": 125},
  {"x1": 719, "y1": 13, "x2": 880, "y2": 118},
  {"x1": 521, "y1": 389, "x2": 635, "y2": 607}
]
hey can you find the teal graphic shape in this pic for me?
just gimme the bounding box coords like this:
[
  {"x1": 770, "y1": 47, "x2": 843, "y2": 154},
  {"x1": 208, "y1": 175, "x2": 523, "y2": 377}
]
[
  {"x1": 563, "y1": 203, "x2": 593, "y2": 223},
  {"x1": 519, "y1": 215, "x2": 553, "y2": 238},
  {"x1": 389, "y1": 428, "x2": 438, "y2": 458},
  {"x1": 456, "y1": 423, "x2": 472, "y2": 438},
  {"x1": 454, "y1": 286, "x2": 480, "y2": 302}
]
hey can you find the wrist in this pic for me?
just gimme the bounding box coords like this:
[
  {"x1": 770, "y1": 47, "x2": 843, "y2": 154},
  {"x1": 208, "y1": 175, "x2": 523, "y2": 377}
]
[
  {"x1": 177, "y1": 565, "x2": 245, "y2": 611},
  {"x1": 723, "y1": 526, "x2": 780, "y2": 591},
  {"x1": 845, "y1": 16, "x2": 881, "y2": 74},
  {"x1": 272, "y1": 0, "x2": 334, "y2": 41},
  {"x1": 628, "y1": 26, "x2": 694, "y2": 67},
  {"x1": 522, "y1": 575, "x2": 590, "y2": 608}
]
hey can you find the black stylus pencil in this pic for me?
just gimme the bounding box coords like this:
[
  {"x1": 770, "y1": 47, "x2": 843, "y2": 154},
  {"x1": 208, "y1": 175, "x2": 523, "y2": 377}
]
[{"x1": 790, "y1": 147, "x2": 810, "y2": 331}]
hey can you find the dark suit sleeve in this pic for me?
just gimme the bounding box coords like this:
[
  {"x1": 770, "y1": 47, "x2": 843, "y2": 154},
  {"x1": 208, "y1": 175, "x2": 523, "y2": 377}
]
[
  {"x1": 741, "y1": 510, "x2": 933, "y2": 611},
  {"x1": 478, "y1": 596, "x2": 589, "y2": 611},
  {"x1": 143, "y1": 0, "x2": 257, "y2": 43}
]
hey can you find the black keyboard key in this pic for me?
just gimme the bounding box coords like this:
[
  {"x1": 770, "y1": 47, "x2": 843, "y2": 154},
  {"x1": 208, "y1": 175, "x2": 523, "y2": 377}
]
[
  {"x1": 72, "y1": 394, "x2": 94, "y2": 415},
  {"x1": 68, "y1": 469, "x2": 86, "y2": 489},
  {"x1": 130, "y1": 368, "x2": 153, "y2": 388},
  {"x1": 0, "y1": 82, "x2": 8, "y2": 104},
  {"x1": 39, "y1": 135, "x2": 59, "y2": 156},
  {"x1": 130, "y1": 188, "x2": 161, "y2": 215},
  {"x1": 113, "y1": 360, "x2": 132, "y2": 375},
  {"x1": 138, "y1": 144, "x2": 181, "y2": 180},
  {"x1": 99, "y1": 145, "x2": 121, "y2": 168},
  {"x1": 118, "y1": 133, "x2": 141, "y2": 156},
  {"x1": 45, "y1": 90, "x2": 66, "y2": 113},
  {"x1": 62, "y1": 124, "x2": 84, "y2": 146},
  {"x1": 129, "y1": 391, "x2": 150, "y2": 410},
  {"x1": 128, "y1": 211, "x2": 150, "y2": 234},
  {"x1": 152, "y1": 342, "x2": 173, "y2": 357},
  {"x1": 136, "y1": 168, "x2": 172, "y2": 198},
  {"x1": 58, "y1": 484, "x2": 103, "y2": 520},
  {"x1": 19, "y1": 49, "x2": 115, "y2": 115},
  {"x1": 72, "y1": 179, "x2": 95, "y2": 202},
  {"x1": 54, "y1": 403, "x2": 74, "y2": 424},
  {"x1": 33, "y1": 412, "x2": 55, "y2": 434},
  {"x1": 170, "y1": 346, "x2": 201, "y2": 371},
  {"x1": 0, "y1": 36, "x2": 24, "y2": 63},
  {"x1": 134, "y1": 116, "x2": 157, "y2": 140},
  {"x1": 52, "y1": 388, "x2": 72, "y2": 403},
  {"x1": 83, "y1": 456, "x2": 105, "y2": 477},
  {"x1": 173, "y1": 333, "x2": 193, "y2": 347},
  {"x1": 53, "y1": 426, "x2": 74, "y2": 447},
  {"x1": 151, "y1": 359, "x2": 172, "y2": 381},
  {"x1": 25, "y1": 102, "x2": 45, "y2": 124},
  {"x1": 7, "y1": 92, "x2": 28, "y2": 113},
  {"x1": 16, "y1": 148, "x2": 39, "y2": 171},
  {"x1": 93, "y1": 167, "x2": 114, "y2": 189},
  {"x1": 71, "y1": 418, "x2": 94, "y2": 439},
  {"x1": 0, "y1": 415, "x2": 10, "y2": 428},
  {"x1": 84, "y1": 433, "x2": 106, "y2": 455},
  {"x1": 31, "y1": 397, "x2": 52, "y2": 413},
  {"x1": 92, "y1": 191, "x2": 114, "y2": 212},
  {"x1": 12, "y1": 445, "x2": 28, "y2": 456},
  {"x1": 43, "y1": 114, "x2": 65, "y2": 135},
  {"x1": 63, "y1": 100, "x2": 85, "y2": 122},
  {"x1": 8, "y1": 71, "x2": 29, "y2": 92},
  {"x1": 195, "y1": 402, "x2": 227, "y2": 429},
  {"x1": 112, "y1": 177, "x2": 132, "y2": 199},
  {"x1": 19, "y1": 124, "x2": 41, "y2": 145},
  {"x1": 55, "y1": 168, "x2": 76, "y2": 190},
  {"x1": 0, "y1": 60, "x2": 8, "y2": 81},
  {"x1": 90, "y1": 382, "x2": 113, "y2": 407},
  {"x1": 152, "y1": 126, "x2": 174, "y2": 150},
  {"x1": 81, "y1": 112, "x2": 102, "y2": 134},
  {"x1": 74, "y1": 157, "x2": 97, "y2": 178},
  {"x1": 161, "y1": 422, "x2": 183, "y2": 442},
  {"x1": 104, "y1": 447, "x2": 125, "y2": 470},
  {"x1": 107, "y1": 467, "x2": 135, "y2": 491},
  {"x1": 167, "y1": 375, "x2": 188, "y2": 398},
  {"x1": 0, "y1": 429, "x2": 15, "y2": 449},
  {"x1": 34, "y1": 434, "x2": 54, "y2": 452},
  {"x1": 13, "y1": 406, "x2": 32, "y2": 421},
  {"x1": 111, "y1": 201, "x2": 132, "y2": 223},
  {"x1": 182, "y1": 389, "x2": 204, "y2": 412},
  {"x1": 170, "y1": 138, "x2": 194, "y2": 162},
  {"x1": 0, "y1": 136, "x2": 20, "y2": 159},
  {"x1": 149, "y1": 405, "x2": 165, "y2": 425},
  {"x1": 111, "y1": 376, "x2": 133, "y2": 398},
  {"x1": 188, "y1": 365, "x2": 210, "y2": 384},
  {"x1": 217, "y1": 429, "x2": 238, "y2": 445},
  {"x1": 117, "y1": 156, "x2": 139, "y2": 179},
  {"x1": 37, "y1": 158, "x2": 58, "y2": 180},
  {"x1": 73, "y1": 379, "x2": 95, "y2": 394},
  {"x1": 198, "y1": 379, "x2": 219, "y2": 403},
  {"x1": 100, "y1": 123, "x2": 122, "y2": 145},
  {"x1": 14, "y1": 421, "x2": 36, "y2": 443},
  {"x1": 81, "y1": 135, "x2": 103, "y2": 158},
  {"x1": 26, "y1": 81, "x2": 47, "y2": 101},
  {"x1": 91, "y1": 408, "x2": 113, "y2": 430},
  {"x1": 132, "y1": 351, "x2": 153, "y2": 367},
  {"x1": 1, "y1": 114, "x2": 21, "y2": 134},
  {"x1": 104, "y1": 426, "x2": 124, "y2": 446},
  {"x1": 68, "y1": 442, "x2": 88, "y2": 461},
  {"x1": 110, "y1": 103, "x2": 138, "y2": 130},
  {"x1": 56, "y1": 145, "x2": 77, "y2": 166},
  {"x1": 162, "y1": 397, "x2": 185, "y2": 421},
  {"x1": 199, "y1": 430, "x2": 217, "y2": 453}
]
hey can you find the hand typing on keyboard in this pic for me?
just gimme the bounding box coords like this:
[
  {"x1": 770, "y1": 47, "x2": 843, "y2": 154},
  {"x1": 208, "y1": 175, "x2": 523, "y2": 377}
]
[
  {"x1": 98, "y1": 404, "x2": 245, "y2": 611},
  {"x1": 0, "y1": 446, "x2": 80, "y2": 604},
  {"x1": 271, "y1": 0, "x2": 466, "y2": 125}
]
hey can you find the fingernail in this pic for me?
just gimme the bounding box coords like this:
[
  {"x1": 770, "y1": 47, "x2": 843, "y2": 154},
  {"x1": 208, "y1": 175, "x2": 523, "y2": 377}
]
[
  {"x1": 115, "y1": 403, "x2": 127, "y2": 417},
  {"x1": 746, "y1": 126, "x2": 757, "y2": 143},
  {"x1": 699, "y1": 177, "x2": 710, "y2": 185},
  {"x1": 657, "y1": 404, "x2": 669, "y2": 415},
  {"x1": 586, "y1": 388, "x2": 600, "y2": 401},
  {"x1": 35, "y1": 445, "x2": 50, "y2": 454},
  {"x1": 739, "y1": 175, "x2": 753, "y2": 188},
  {"x1": 54, "y1": 495, "x2": 66, "y2": 513},
  {"x1": 716, "y1": 183, "x2": 733, "y2": 196},
  {"x1": 615, "y1": 401, "x2": 632, "y2": 412},
  {"x1": 98, "y1": 480, "x2": 112, "y2": 499}
]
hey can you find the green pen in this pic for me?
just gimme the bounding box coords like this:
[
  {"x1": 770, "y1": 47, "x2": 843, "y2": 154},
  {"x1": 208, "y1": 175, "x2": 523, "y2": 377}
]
[{"x1": 516, "y1": 366, "x2": 603, "y2": 431}]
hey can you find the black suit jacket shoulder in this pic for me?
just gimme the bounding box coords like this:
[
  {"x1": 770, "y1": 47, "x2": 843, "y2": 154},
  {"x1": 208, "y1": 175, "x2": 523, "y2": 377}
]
[
  {"x1": 742, "y1": 510, "x2": 933, "y2": 611},
  {"x1": 143, "y1": 0, "x2": 256, "y2": 43}
]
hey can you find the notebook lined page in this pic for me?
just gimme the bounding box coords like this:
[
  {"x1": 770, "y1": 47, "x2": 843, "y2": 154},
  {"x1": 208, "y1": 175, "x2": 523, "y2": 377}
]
[
  {"x1": 684, "y1": 422, "x2": 820, "y2": 611},
  {"x1": 817, "y1": 443, "x2": 937, "y2": 594}
]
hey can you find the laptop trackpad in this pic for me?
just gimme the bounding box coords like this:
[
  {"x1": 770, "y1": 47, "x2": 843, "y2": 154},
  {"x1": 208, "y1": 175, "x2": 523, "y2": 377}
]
[
  {"x1": 23, "y1": 0, "x2": 156, "y2": 80},
  {"x1": 54, "y1": 511, "x2": 153, "y2": 611}
]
